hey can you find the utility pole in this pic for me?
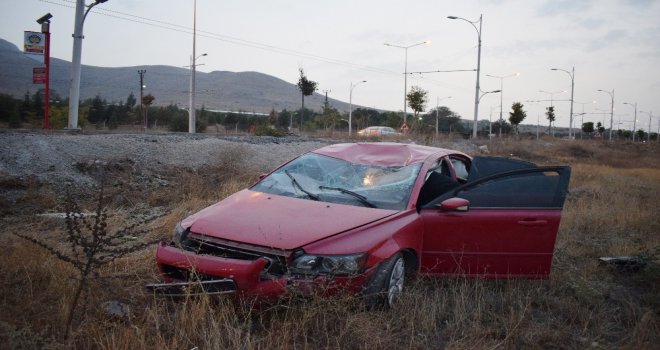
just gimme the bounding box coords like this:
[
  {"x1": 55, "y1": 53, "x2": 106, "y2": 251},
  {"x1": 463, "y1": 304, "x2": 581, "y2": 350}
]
[
  {"x1": 138, "y1": 69, "x2": 146, "y2": 131},
  {"x1": 322, "y1": 89, "x2": 331, "y2": 108}
]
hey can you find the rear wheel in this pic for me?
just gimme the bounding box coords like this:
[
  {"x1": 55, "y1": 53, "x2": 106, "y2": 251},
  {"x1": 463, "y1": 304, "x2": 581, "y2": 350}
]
[{"x1": 364, "y1": 253, "x2": 405, "y2": 308}]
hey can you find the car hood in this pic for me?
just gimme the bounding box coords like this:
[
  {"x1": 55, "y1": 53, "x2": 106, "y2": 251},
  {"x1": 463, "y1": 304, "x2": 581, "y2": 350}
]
[{"x1": 181, "y1": 189, "x2": 398, "y2": 250}]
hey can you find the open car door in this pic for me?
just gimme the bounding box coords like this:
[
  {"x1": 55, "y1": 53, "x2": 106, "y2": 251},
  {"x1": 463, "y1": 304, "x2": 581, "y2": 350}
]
[{"x1": 419, "y1": 161, "x2": 571, "y2": 279}]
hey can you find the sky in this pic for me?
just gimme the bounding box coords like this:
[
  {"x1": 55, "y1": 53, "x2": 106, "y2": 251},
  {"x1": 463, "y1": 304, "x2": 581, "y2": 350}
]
[{"x1": 1, "y1": 0, "x2": 660, "y2": 132}]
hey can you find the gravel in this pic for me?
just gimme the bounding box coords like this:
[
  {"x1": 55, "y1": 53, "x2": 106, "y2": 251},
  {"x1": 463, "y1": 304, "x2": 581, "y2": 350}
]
[{"x1": 0, "y1": 132, "x2": 329, "y2": 190}]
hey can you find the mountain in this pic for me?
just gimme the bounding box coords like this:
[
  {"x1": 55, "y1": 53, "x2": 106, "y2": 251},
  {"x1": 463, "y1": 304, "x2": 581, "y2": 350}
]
[{"x1": 0, "y1": 38, "x2": 351, "y2": 113}]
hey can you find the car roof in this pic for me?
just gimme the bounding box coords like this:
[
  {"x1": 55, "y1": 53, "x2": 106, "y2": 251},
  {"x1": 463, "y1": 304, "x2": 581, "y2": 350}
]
[{"x1": 313, "y1": 142, "x2": 464, "y2": 167}]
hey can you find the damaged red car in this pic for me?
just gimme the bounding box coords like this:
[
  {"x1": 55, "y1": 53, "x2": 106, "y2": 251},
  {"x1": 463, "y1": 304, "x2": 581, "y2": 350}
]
[{"x1": 148, "y1": 142, "x2": 571, "y2": 307}]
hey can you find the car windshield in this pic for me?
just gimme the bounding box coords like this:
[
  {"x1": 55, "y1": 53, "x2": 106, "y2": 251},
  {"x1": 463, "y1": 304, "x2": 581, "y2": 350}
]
[{"x1": 252, "y1": 153, "x2": 421, "y2": 210}]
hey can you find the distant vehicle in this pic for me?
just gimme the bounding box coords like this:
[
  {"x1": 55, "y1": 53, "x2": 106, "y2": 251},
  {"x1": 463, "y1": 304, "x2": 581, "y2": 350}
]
[
  {"x1": 357, "y1": 126, "x2": 401, "y2": 136},
  {"x1": 147, "y1": 143, "x2": 571, "y2": 307}
]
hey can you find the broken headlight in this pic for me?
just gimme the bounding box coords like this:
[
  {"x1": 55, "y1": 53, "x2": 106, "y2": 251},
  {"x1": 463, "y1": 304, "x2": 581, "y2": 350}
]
[
  {"x1": 290, "y1": 253, "x2": 367, "y2": 275},
  {"x1": 172, "y1": 222, "x2": 189, "y2": 245}
]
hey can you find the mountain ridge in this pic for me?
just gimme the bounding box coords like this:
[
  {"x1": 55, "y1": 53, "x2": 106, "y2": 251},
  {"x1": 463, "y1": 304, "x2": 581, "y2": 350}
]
[{"x1": 0, "y1": 38, "x2": 352, "y2": 113}]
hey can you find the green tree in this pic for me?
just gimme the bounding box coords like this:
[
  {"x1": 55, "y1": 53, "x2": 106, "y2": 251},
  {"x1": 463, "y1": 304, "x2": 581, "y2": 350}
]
[
  {"x1": 596, "y1": 121, "x2": 606, "y2": 135},
  {"x1": 545, "y1": 106, "x2": 556, "y2": 135},
  {"x1": 87, "y1": 94, "x2": 106, "y2": 125},
  {"x1": 296, "y1": 68, "x2": 318, "y2": 131},
  {"x1": 582, "y1": 121, "x2": 594, "y2": 134},
  {"x1": 508, "y1": 102, "x2": 527, "y2": 134},
  {"x1": 406, "y1": 86, "x2": 428, "y2": 121}
]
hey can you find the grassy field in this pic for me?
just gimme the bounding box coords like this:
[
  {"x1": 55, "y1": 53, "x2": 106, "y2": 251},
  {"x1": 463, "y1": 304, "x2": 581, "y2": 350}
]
[{"x1": 1, "y1": 136, "x2": 658, "y2": 349}]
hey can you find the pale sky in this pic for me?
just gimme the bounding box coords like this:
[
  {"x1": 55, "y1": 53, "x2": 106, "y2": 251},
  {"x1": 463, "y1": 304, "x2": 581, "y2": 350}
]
[{"x1": 2, "y1": 0, "x2": 660, "y2": 131}]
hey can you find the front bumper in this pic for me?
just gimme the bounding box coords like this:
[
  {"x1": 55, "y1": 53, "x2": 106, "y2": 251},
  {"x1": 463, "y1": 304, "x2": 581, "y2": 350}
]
[{"x1": 147, "y1": 241, "x2": 374, "y2": 300}]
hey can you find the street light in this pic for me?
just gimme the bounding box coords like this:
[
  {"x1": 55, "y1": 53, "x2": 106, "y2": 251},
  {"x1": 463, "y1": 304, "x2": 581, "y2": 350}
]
[
  {"x1": 435, "y1": 96, "x2": 452, "y2": 137},
  {"x1": 551, "y1": 67, "x2": 575, "y2": 139},
  {"x1": 348, "y1": 80, "x2": 367, "y2": 136},
  {"x1": 448, "y1": 14, "x2": 482, "y2": 139},
  {"x1": 639, "y1": 110, "x2": 654, "y2": 143},
  {"x1": 485, "y1": 72, "x2": 519, "y2": 137},
  {"x1": 574, "y1": 100, "x2": 596, "y2": 139},
  {"x1": 476, "y1": 89, "x2": 500, "y2": 136},
  {"x1": 623, "y1": 102, "x2": 638, "y2": 142},
  {"x1": 597, "y1": 89, "x2": 615, "y2": 141},
  {"x1": 67, "y1": 0, "x2": 108, "y2": 130},
  {"x1": 384, "y1": 40, "x2": 430, "y2": 127}
]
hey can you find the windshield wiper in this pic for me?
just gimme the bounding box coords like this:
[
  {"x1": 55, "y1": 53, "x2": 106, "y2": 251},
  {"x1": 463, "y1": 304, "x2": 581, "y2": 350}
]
[
  {"x1": 284, "y1": 170, "x2": 320, "y2": 201},
  {"x1": 319, "y1": 186, "x2": 377, "y2": 208}
]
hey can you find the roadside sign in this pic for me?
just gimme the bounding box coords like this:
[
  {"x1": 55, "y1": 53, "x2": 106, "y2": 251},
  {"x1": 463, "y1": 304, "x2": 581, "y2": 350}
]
[
  {"x1": 24, "y1": 31, "x2": 45, "y2": 63},
  {"x1": 33, "y1": 67, "x2": 46, "y2": 84}
]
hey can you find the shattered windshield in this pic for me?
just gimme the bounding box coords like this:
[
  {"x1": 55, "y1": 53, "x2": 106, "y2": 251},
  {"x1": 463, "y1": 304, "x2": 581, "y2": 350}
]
[{"x1": 252, "y1": 153, "x2": 421, "y2": 210}]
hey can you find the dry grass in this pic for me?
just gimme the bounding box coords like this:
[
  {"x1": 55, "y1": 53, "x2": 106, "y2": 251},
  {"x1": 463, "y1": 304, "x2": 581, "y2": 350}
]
[{"x1": 1, "y1": 137, "x2": 659, "y2": 349}]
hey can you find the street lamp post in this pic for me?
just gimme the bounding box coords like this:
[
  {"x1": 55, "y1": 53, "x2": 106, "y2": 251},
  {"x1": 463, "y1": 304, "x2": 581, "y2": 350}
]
[
  {"x1": 597, "y1": 89, "x2": 615, "y2": 141},
  {"x1": 476, "y1": 89, "x2": 500, "y2": 136},
  {"x1": 188, "y1": 52, "x2": 206, "y2": 133},
  {"x1": 485, "y1": 72, "x2": 519, "y2": 137},
  {"x1": 551, "y1": 67, "x2": 575, "y2": 139},
  {"x1": 448, "y1": 14, "x2": 482, "y2": 139},
  {"x1": 640, "y1": 110, "x2": 653, "y2": 143},
  {"x1": 384, "y1": 40, "x2": 429, "y2": 127},
  {"x1": 348, "y1": 80, "x2": 367, "y2": 136},
  {"x1": 623, "y1": 102, "x2": 638, "y2": 141},
  {"x1": 67, "y1": 0, "x2": 108, "y2": 130},
  {"x1": 435, "y1": 96, "x2": 452, "y2": 137},
  {"x1": 573, "y1": 100, "x2": 596, "y2": 139}
]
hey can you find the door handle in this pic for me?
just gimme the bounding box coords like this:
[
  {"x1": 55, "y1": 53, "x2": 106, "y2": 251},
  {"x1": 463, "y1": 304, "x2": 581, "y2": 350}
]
[{"x1": 517, "y1": 219, "x2": 547, "y2": 227}]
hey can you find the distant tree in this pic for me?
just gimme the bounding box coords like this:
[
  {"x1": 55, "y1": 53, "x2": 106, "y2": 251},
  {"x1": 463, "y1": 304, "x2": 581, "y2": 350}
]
[
  {"x1": 87, "y1": 94, "x2": 106, "y2": 125},
  {"x1": 492, "y1": 120, "x2": 512, "y2": 134},
  {"x1": 596, "y1": 121, "x2": 605, "y2": 134},
  {"x1": 126, "y1": 92, "x2": 137, "y2": 109},
  {"x1": 636, "y1": 129, "x2": 646, "y2": 141},
  {"x1": 508, "y1": 102, "x2": 527, "y2": 134},
  {"x1": 582, "y1": 121, "x2": 594, "y2": 134},
  {"x1": 545, "y1": 106, "x2": 556, "y2": 135},
  {"x1": 320, "y1": 105, "x2": 341, "y2": 134},
  {"x1": 296, "y1": 68, "x2": 318, "y2": 131},
  {"x1": 406, "y1": 86, "x2": 428, "y2": 120}
]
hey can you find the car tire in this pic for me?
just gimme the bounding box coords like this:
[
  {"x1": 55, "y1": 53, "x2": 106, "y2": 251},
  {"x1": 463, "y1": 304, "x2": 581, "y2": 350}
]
[{"x1": 363, "y1": 252, "x2": 405, "y2": 309}]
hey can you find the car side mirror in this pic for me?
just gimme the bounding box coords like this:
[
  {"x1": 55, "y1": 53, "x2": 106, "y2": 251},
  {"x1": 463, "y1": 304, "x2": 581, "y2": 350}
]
[{"x1": 437, "y1": 197, "x2": 469, "y2": 212}]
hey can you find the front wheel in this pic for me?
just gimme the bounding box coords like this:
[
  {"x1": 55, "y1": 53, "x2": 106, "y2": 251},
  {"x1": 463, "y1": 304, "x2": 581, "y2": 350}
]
[{"x1": 363, "y1": 253, "x2": 405, "y2": 308}]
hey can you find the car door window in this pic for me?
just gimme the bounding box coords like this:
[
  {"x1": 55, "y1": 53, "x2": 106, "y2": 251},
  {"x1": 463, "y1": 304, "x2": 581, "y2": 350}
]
[
  {"x1": 418, "y1": 159, "x2": 459, "y2": 206},
  {"x1": 439, "y1": 167, "x2": 570, "y2": 208}
]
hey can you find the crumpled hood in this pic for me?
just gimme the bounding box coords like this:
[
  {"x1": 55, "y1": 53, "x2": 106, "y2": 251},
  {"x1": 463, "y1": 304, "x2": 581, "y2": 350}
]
[{"x1": 182, "y1": 189, "x2": 398, "y2": 250}]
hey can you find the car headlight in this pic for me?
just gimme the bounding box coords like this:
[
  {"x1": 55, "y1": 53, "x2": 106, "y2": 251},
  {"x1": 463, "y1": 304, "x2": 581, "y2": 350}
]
[
  {"x1": 290, "y1": 253, "x2": 367, "y2": 275},
  {"x1": 172, "y1": 222, "x2": 189, "y2": 245}
]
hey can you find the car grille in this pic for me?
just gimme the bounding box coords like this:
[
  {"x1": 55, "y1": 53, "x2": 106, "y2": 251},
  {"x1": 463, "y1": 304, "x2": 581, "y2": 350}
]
[{"x1": 178, "y1": 233, "x2": 289, "y2": 279}]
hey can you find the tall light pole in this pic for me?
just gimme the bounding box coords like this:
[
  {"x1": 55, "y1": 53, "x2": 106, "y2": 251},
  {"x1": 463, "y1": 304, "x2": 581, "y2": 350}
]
[
  {"x1": 67, "y1": 0, "x2": 108, "y2": 130},
  {"x1": 348, "y1": 80, "x2": 367, "y2": 136},
  {"x1": 485, "y1": 72, "x2": 519, "y2": 137},
  {"x1": 448, "y1": 14, "x2": 482, "y2": 139},
  {"x1": 640, "y1": 110, "x2": 654, "y2": 143},
  {"x1": 551, "y1": 67, "x2": 575, "y2": 139},
  {"x1": 623, "y1": 102, "x2": 638, "y2": 141},
  {"x1": 574, "y1": 100, "x2": 596, "y2": 139},
  {"x1": 597, "y1": 89, "x2": 615, "y2": 141},
  {"x1": 188, "y1": 52, "x2": 206, "y2": 133},
  {"x1": 435, "y1": 96, "x2": 452, "y2": 137},
  {"x1": 384, "y1": 40, "x2": 430, "y2": 127}
]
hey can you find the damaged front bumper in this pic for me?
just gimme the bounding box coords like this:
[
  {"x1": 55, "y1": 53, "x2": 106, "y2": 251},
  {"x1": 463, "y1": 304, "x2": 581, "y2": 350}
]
[{"x1": 146, "y1": 241, "x2": 374, "y2": 300}]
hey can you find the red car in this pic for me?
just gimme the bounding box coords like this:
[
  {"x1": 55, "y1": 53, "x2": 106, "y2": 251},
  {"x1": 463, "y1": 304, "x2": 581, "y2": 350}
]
[{"x1": 148, "y1": 143, "x2": 571, "y2": 306}]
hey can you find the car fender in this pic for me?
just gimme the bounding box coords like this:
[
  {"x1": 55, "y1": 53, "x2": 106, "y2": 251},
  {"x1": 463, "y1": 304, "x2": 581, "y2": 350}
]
[{"x1": 301, "y1": 210, "x2": 424, "y2": 271}]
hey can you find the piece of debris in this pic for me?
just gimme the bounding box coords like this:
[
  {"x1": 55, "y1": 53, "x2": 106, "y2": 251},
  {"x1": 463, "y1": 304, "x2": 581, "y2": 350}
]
[
  {"x1": 478, "y1": 145, "x2": 489, "y2": 154},
  {"x1": 102, "y1": 300, "x2": 131, "y2": 320},
  {"x1": 599, "y1": 256, "x2": 647, "y2": 272}
]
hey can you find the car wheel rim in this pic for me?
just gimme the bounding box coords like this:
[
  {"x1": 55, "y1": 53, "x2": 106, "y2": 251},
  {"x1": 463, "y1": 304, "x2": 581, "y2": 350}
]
[{"x1": 387, "y1": 258, "x2": 405, "y2": 306}]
